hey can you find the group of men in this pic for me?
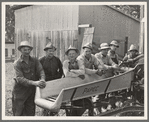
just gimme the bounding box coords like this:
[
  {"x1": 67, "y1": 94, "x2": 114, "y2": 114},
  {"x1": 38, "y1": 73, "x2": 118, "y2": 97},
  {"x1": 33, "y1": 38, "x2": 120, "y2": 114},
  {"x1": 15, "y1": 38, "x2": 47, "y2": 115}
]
[{"x1": 12, "y1": 40, "x2": 142, "y2": 116}]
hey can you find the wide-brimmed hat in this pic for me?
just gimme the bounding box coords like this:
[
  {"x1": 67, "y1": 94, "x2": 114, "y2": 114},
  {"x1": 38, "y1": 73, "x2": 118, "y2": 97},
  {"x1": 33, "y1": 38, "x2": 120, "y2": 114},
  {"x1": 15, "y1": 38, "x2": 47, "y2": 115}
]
[
  {"x1": 65, "y1": 45, "x2": 79, "y2": 55},
  {"x1": 44, "y1": 42, "x2": 56, "y2": 51},
  {"x1": 128, "y1": 44, "x2": 138, "y2": 52},
  {"x1": 98, "y1": 43, "x2": 110, "y2": 50},
  {"x1": 82, "y1": 43, "x2": 92, "y2": 50},
  {"x1": 18, "y1": 41, "x2": 33, "y2": 51},
  {"x1": 110, "y1": 40, "x2": 119, "y2": 48}
]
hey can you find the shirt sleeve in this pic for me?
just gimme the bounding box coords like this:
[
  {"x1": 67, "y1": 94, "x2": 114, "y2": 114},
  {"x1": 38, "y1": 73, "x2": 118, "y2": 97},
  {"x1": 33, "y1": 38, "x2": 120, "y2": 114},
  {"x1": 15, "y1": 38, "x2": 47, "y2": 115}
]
[
  {"x1": 92, "y1": 55, "x2": 100, "y2": 69},
  {"x1": 58, "y1": 58, "x2": 64, "y2": 77},
  {"x1": 14, "y1": 61, "x2": 35, "y2": 86},
  {"x1": 70, "y1": 59, "x2": 85, "y2": 75},
  {"x1": 95, "y1": 53, "x2": 113, "y2": 70},
  {"x1": 35, "y1": 59, "x2": 45, "y2": 80}
]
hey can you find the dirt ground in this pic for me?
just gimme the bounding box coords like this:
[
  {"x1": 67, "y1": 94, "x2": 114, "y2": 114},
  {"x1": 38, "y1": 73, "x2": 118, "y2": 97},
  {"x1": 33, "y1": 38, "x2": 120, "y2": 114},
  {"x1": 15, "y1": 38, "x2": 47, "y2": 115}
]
[{"x1": 5, "y1": 62, "x2": 42, "y2": 116}]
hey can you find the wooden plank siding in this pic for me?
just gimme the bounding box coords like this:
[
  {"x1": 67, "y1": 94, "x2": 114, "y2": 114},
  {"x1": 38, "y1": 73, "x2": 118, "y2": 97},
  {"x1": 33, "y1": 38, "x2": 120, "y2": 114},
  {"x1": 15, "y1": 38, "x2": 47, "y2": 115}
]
[
  {"x1": 15, "y1": 29, "x2": 78, "y2": 62},
  {"x1": 15, "y1": 5, "x2": 79, "y2": 62},
  {"x1": 15, "y1": 5, "x2": 78, "y2": 31}
]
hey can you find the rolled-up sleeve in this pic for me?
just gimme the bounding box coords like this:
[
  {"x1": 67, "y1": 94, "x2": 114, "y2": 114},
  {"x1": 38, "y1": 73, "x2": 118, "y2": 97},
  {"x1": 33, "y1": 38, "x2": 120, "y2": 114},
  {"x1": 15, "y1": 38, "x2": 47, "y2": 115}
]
[
  {"x1": 35, "y1": 59, "x2": 45, "y2": 80},
  {"x1": 14, "y1": 62, "x2": 34, "y2": 86}
]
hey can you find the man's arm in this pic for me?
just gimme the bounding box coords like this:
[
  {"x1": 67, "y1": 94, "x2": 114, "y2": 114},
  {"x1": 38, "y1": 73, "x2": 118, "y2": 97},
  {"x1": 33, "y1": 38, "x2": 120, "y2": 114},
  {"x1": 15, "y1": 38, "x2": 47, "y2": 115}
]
[
  {"x1": 14, "y1": 61, "x2": 38, "y2": 86},
  {"x1": 35, "y1": 59, "x2": 46, "y2": 81},
  {"x1": 58, "y1": 58, "x2": 64, "y2": 77}
]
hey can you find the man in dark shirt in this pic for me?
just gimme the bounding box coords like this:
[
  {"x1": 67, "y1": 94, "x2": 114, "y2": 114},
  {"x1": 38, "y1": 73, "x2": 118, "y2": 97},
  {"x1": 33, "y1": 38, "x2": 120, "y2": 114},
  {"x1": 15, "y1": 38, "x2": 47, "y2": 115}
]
[
  {"x1": 13, "y1": 41, "x2": 46, "y2": 116},
  {"x1": 39, "y1": 42, "x2": 63, "y2": 115}
]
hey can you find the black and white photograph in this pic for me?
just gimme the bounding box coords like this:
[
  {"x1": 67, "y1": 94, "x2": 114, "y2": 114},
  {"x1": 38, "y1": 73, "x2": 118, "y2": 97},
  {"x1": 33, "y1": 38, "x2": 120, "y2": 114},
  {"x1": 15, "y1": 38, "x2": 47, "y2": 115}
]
[{"x1": 2, "y1": 2, "x2": 147, "y2": 120}]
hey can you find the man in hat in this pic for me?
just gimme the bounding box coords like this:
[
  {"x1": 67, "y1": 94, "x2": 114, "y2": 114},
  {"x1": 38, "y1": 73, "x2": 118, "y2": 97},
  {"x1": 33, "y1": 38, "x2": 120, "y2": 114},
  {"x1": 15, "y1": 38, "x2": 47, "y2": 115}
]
[
  {"x1": 39, "y1": 42, "x2": 63, "y2": 81},
  {"x1": 13, "y1": 41, "x2": 46, "y2": 116},
  {"x1": 39, "y1": 42, "x2": 63, "y2": 116},
  {"x1": 108, "y1": 40, "x2": 120, "y2": 64},
  {"x1": 63, "y1": 45, "x2": 86, "y2": 116},
  {"x1": 94, "y1": 43, "x2": 119, "y2": 113},
  {"x1": 63, "y1": 45, "x2": 85, "y2": 78},
  {"x1": 123, "y1": 44, "x2": 144, "y2": 67},
  {"x1": 77, "y1": 43, "x2": 103, "y2": 75},
  {"x1": 95, "y1": 43, "x2": 119, "y2": 78}
]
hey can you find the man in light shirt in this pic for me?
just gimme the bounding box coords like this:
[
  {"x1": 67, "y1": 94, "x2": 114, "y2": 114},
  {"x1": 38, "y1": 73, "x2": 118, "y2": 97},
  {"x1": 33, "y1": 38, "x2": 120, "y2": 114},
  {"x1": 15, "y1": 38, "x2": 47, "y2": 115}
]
[
  {"x1": 77, "y1": 42, "x2": 103, "y2": 76},
  {"x1": 95, "y1": 43, "x2": 119, "y2": 78},
  {"x1": 63, "y1": 45, "x2": 85, "y2": 78}
]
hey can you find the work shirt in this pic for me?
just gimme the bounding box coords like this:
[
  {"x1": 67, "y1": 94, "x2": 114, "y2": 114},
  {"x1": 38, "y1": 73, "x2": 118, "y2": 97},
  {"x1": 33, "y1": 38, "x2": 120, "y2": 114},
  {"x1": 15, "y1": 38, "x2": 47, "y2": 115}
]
[
  {"x1": 39, "y1": 56, "x2": 63, "y2": 81},
  {"x1": 13, "y1": 55, "x2": 45, "y2": 87},
  {"x1": 63, "y1": 59, "x2": 85, "y2": 77},
  {"x1": 95, "y1": 52, "x2": 116, "y2": 70},
  {"x1": 77, "y1": 54, "x2": 99, "y2": 74},
  {"x1": 108, "y1": 50, "x2": 119, "y2": 64}
]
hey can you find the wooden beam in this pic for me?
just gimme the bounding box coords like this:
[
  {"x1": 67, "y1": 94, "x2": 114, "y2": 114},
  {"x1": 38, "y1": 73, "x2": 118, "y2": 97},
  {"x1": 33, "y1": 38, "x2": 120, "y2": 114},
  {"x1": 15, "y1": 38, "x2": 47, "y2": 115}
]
[{"x1": 78, "y1": 24, "x2": 92, "y2": 28}]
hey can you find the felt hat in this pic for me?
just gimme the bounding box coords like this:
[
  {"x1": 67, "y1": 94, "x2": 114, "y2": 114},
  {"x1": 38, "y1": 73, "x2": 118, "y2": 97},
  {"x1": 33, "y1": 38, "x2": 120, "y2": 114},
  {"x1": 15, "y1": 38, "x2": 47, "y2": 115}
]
[
  {"x1": 128, "y1": 44, "x2": 138, "y2": 52},
  {"x1": 98, "y1": 43, "x2": 110, "y2": 50},
  {"x1": 44, "y1": 42, "x2": 56, "y2": 51},
  {"x1": 18, "y1": 41, "x2": 33, "y2": 51},
  {"x1": 82, "y1": 43, "x2": 92, "y2": 50},
  {"x1": 110, "y1": 40, "x2": 119, "y2": 47},
  {"x1": 65, "y1": 45, "x2": 79, "y2": 55}
]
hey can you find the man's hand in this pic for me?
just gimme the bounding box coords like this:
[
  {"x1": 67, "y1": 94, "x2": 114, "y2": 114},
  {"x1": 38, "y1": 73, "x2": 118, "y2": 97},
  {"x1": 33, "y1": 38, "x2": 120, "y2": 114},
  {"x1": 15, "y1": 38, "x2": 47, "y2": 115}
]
[{"x1": 34, "y1": 80, "x2": 46, "y2": 89}]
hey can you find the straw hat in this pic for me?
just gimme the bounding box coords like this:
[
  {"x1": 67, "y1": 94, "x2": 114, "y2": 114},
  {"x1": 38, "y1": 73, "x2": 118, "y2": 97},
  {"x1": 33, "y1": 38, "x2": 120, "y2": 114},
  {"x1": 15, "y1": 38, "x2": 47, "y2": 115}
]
[
  {"x1": 65, "y1": 45, "x2": 79, "y2": 55},
  {"x1": 18, "y1": 41, "x2": 33, "y2": 51},
  {"x1": 44, "y1": 42, "x2": 56, "y2": 51},
  {"x1": 82, "y1": 43, "x2": 92, "y2": 50},
  {"x1": 128, "y1": 44, "x2": 138, "y2": 52},
  {"x1": 98, "y1": 43, "x2": 110, "y2": 50},
  {"x1": 110, "y1": 40, "x2": 119, "y2": 48}
]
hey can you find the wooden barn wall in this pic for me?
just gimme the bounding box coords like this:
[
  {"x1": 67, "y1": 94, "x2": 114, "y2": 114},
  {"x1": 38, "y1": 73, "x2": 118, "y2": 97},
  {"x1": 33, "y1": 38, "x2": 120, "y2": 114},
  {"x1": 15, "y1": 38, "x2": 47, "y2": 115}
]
[
  {"x1": 78, "y1": 5, "x2": 140, "y2": 56},
  {"x1": 15, "y1": 30, "x2": 78, "y2": 62},
  {"x1": 15, "y1": 5, "x2": 79, "y2": 62},
  {"x1": 15, "y1": 5, "x2": 79, "y2": 31}
]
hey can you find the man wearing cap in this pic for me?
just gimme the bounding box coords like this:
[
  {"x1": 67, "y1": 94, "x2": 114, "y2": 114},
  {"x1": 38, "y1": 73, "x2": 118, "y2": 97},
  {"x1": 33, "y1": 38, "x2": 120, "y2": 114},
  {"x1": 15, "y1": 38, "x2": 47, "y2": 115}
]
[
  {"x1": 77, "y1": 43, "x2": 103, "y2": 75},
  {"x1": 63, "y1": 45, "x2": 85, "y2": 78},
  {"x1": 95, "y1": 43, "x2": 119, "y2": 78},
  {"x1": 39, "y1": 42, "x2": 63, "y2": 81},
  {"x1": 123, "y1": 44, "x2": 144, "y2": 67},
  {"x1": 39, "y1": 42, "x2": 63, "y2": 116},
  {"x1": 13, "y1": 41, "x2": 46, "y2": 116},
  {"x1": 63, "y1": 45, "x2": 86, "y2": 116},
  {"x1": 108, "y1": 40, "x2": 120, "y2": 64}
]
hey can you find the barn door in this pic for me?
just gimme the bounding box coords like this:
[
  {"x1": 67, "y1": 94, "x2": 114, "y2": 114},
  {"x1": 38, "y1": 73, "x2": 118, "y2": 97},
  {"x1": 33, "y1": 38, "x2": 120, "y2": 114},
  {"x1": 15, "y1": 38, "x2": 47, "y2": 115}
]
[
  {"x1": 116, "y1": 37, "x2": 128, "y2": 60},
  {"x1": 80, "y1": 27, "x2": 95, "y2": 54}
]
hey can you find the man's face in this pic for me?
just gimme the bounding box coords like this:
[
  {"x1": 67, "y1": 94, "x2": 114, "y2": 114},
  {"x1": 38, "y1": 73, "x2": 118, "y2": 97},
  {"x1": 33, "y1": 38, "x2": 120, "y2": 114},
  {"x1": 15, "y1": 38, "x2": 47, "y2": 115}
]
[
  {"x1": 46, "y1": 48, "x2": 55, "y2": 57},
  {"x1": 110, "y1": 45, "x2": 117, "y2": 51},
  {"x1": 20, "y1": 47, "x2": 31, "y2": 57},
  {"x1": 129, "y1": 50, "x2": 138, "y2": 57},
  {"x1": 83, "y1": 48, "x2": 92, "y2": 58},
  {"x1": 101, "y1": 48, "x2": 109, "y2": 56},
  {"x1": 68, "y1": 50, "x2": 77, "y2": 61}
]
